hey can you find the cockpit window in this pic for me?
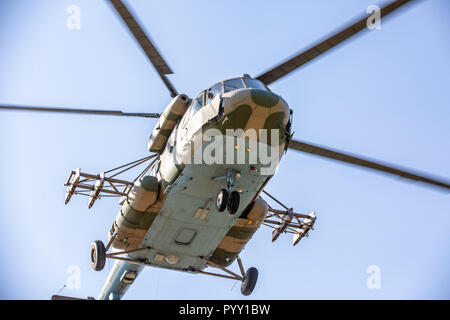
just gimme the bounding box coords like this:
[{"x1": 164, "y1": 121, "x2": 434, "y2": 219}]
[
  {"x1": 244, "y1": 78, "x2": 268, "y2": 91},
  {"x1": 181, "y1": 91, "x2": 204, "y2": 128},
  {"x1": 191, "y1": 91, "x2": 204, "y2": 113},
  {"x1": 224, "y1": 78, "x2": 245, "y2": 93},
  {"x1": 206, "y1": 83, "x2": 222, "y2": 105}
]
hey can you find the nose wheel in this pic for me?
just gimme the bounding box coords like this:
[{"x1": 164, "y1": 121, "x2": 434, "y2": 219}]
[
  {"x1": 216, "y1": 189, "x2": 229, "y2": 212},
  {"x1": 215, "y1": 169, "x2": 241, "y2": 214},
  {"x1": 227, "y1": 191, "x2": 240, "y2": 214},
  {"x1": 216, "y1": 189, "x2": 240, "y2": 214}
]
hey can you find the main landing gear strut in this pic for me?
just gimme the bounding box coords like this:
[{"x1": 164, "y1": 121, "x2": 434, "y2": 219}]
[
  {"x1": 199, "y1": 256, "x2": 258, "y2": 296},
  {"x1": 89, "y1": 234, "x2": 150, "y2": 271},
  {"x1": 215, "y1": 169, "x2": 240, "y2": 215}
]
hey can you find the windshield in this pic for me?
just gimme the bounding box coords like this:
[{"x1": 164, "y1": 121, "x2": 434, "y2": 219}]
[
  {"x1": 224, "y1": 78, "x2": 245, "y2": 93},
  {"x1": 191, "y1": 91, "x2": 204, "y2": 113},
  {"x1": 181, "y1": 91, "x2": 204, "y2": 128},
  {"x1": 206, "y1": 83, "x2": 222, "y2": 105},
  {"x1": 189, "y1": 78, "x2": 269, "y2": 113},
  {"x1": 223, "y1": 77, "x2": 268, "y2": 93},
  {"x1": 243, "y1": 78, "x2": 267, "y2": 90}
]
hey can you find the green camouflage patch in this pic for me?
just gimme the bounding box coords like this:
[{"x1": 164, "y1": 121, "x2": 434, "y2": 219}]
[
  {"x1": 264, "y1": 112, "x2": 286, "y2": 145},
  {"x1": 225, "y1": 225, "x2": 259, "y2": 240},
  {"x1": 139, "y1": 176, "x2": 159, "y2": 193},
  {"x1": 218, "y1": 104, "x2": 252, "y2": 133},
  {"x1": 209, "y1": 248, "x2": 239, "y2": 267},
  {"x1": 250, "y1": 89, "x2": 279, "y2": 108},
  {"x1": 158, "y1": 129, "x2": 172, "y2": 137},
  {"x1": 163, "y1": 111, "x2": 180, "y2": 121},
  {"x1": 118, "y1": 201, "x2": 158, "y2": 229}
]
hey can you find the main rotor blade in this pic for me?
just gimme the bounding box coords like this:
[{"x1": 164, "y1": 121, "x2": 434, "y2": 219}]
[
  {"x1": 0, "y1": 105, "x2": 160, "y2": 118},
  {"x1": 288, "y1": 139, "x2": 450, "y2": 191},
  {"x1": 256, "y1": 0, "x2": 417, "y2": 85},
  {"x1": 107, "y1": 0, "x2": 178, "y2": 97}
]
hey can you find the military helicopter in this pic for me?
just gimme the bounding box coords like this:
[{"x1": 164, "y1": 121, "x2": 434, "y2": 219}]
[{"x1": 1, "y1": 0, "x2": 449, "y2": 300}]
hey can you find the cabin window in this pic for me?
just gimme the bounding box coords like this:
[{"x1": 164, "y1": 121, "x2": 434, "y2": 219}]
[
  {"x1": 205, "y1": 83, "x2": 222, "y2": 105},
  {"x1": 120, "y1": 271, "x2": 137, "y2": 285},
  {"x1": 244, "y1": 78, "x2": 268, "y2": 91},
  {"x1": 223, "y1": 78, "x2": 245, "y2": 93}
]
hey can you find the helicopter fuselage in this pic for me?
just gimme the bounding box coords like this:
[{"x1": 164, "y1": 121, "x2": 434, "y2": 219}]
[{"x1": 99, "y1": 77, "x2": 291, "y2": 299}]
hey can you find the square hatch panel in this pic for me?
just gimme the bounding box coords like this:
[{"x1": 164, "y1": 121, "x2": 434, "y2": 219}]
[{"x1": 175, "y1": 228, "x2": 197, "y2": 246}]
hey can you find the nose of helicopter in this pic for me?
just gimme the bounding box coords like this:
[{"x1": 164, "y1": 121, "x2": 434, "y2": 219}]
[{"x1": 219, "y1": 88, "x2": 290, "y2": 136}]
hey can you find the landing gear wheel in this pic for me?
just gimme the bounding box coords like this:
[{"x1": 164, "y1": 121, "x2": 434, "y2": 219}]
[
  {"x1": 216, "y1": 189, "x2": 229, "y2": 212},
  {"x1": 90, "y1": 240, "x2": 106, "y2": 271},
  {"x1": 241, "y1": 267, "x2": 258, "y2": 296},
  {"x1": 227, "y1": 191, "x2": 240, "y2": 214}
]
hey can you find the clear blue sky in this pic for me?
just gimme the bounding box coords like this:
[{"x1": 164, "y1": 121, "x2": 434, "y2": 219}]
[{"x1": 0, "y1": 0, "x2": 449, "y2": 299}]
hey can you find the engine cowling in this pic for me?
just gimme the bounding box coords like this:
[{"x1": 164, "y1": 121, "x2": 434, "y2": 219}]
[
  {"x1": 108, "y1": 175, "x2": 161, "y2": 250},
  {"x1": 209, "y1": 198, "x2": 268, "y2": 267},
  {"x1": 147, "y1": 94, "x2": 190, "y2": 153}
]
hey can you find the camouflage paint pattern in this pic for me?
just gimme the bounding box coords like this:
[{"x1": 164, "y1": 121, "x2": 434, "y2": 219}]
[
  {"x1": 147, "y1": 94, "x2": 190, "y2": 153},
  {"x1": 141, "y1": 82, "x2": 290, "y2": 269},
  {"x1": 209, "y1": 198, "x2": 268, "y2": 267},
  {"x1": 100, "y1": 77, "x2": 292, "y2": 299},
  {"x1": 109, "y1": 175, "x2": 164, "y2": 250}
]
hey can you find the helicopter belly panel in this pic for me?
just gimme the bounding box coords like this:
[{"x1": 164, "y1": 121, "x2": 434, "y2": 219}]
[{"x1": 135, "y1": 161, "x2": 269, "y2": 272}]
